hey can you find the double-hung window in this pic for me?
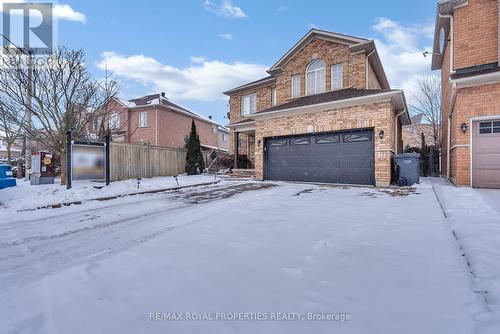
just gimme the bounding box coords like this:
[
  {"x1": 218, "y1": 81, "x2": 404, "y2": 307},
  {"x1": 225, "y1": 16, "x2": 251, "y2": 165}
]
[
  {"x1": 331, "y1": 63, "x2": 344, "y2": 90},
  {"x1": 241, "y1": 93, "x2": 257, "y2": 116},
  {"x1": 306, "y1": 59, "x2": 325, "y2": 95},
  {"x1": 291, "y1": 75, "x2": 301, "y2": 98},
  {"x1": 139, "y1": 111, "x2": 148, "y2": 127}
]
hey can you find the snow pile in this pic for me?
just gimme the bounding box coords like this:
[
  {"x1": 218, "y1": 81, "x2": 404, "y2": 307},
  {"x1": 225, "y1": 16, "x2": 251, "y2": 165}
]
[
  {"x1": 0, "y1": 175, "x2": 217, "y2": 211},
  {"x1": 431, "y1": 178, "x2": 500, "y2": 334},
  {"x1": 0, "y1": 181, "x2": 480, "y2": 333}
]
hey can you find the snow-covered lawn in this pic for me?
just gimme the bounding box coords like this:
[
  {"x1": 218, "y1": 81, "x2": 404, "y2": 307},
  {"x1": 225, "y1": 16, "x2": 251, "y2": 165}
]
[
  {"x1": 0, "y1": 179, "x2": 487, "y2": 333},
  {"x1": 0, "y1": 175, "x2": 217, "y2": 211},
  {"x1": 432, "y1": 178, "x2": 500, "y2": 334}
]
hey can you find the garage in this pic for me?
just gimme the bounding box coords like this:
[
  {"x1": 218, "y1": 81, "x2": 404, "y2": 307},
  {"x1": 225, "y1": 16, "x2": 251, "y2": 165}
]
[
  {"x1": 472, "y1": 120, "x2": 500, "y2": 188},
  {"x1": 264, "y1": 129, "x2": 374, "y2": 185}
]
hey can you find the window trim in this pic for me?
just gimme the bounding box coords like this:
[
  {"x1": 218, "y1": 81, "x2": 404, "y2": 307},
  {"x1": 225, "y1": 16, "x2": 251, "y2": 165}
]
[
  {"x1": 306, "y1": 59, "x2": 326, "y2": 96},
  {"x1": 331, "y1": 63, "x2": 344, "y2": 91},
  {"x1": 291, "y1": 74, "x2": 301, "y2": 98},
  {"x1": 241, "y1": 93, "x2": 257, "y2": 116},
  {"x1": 271, "y1": 87, "x2": 277, "y2": 106},
  {"x1": 138, "y1": 111, "x2": 148, "y2": 128}
]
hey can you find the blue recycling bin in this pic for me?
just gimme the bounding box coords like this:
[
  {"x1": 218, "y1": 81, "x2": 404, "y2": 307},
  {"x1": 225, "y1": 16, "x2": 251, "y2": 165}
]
[{"x1": 0, "y1": 164, "x2": 17, "y2": 189}]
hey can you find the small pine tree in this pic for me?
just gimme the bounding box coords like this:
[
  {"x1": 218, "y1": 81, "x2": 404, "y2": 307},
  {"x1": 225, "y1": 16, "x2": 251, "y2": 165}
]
[{"x1": 186, "y1": 120, "x2": 205, "y2": 175}]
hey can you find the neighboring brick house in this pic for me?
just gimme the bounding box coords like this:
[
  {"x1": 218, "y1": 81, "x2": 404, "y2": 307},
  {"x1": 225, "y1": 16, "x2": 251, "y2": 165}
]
[
  {"x1": 103, "y1": 93, "x2": 229, "y2": 151},
  {"x1": 224, "y1": 29, "x2": 410, "y2": 187},
  {"x1": 432, "y1": 0, "x2": 500, "y2": 188},
  {"x1": 402, "y1": 114, "x2": 438, "y2": 149}
]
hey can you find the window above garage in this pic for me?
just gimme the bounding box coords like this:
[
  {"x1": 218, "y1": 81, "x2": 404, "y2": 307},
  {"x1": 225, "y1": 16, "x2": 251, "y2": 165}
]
[{"x1": 479, "y1": 121, "x2": 500, "y2": 134}]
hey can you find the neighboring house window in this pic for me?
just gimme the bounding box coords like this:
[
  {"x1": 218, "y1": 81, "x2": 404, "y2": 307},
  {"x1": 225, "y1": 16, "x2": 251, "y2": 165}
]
[
  {"x1": 222, "y1": 133, "x2": 227, "y2": 142},
  {"x1": 212, "y1": 126, "x2": 218, "y2": 134},
  {"x1": 109, "y1": 113, "x2": 120, "y2": 129},
  {"x1": 331, "y1": 63, "x2": 344, "y2": 90},
  {"x1": 271, "y1": 88, "x2": 277, "y2": 106},
  {"x1": 306, "y1": 59, "x2": 326, "y2": 95},
  {"x1": 94, "y1": 116, "x2": 103, "y2": 131},
  {"x1": 139, "y1": 111, "x2": 148, "y2": 127},
  {"x1": 291, "y1": 75, "x2": 301, "y2": 98},
  {"x1": 241, "y1": 93, "x2": 257, "y2": 116}
]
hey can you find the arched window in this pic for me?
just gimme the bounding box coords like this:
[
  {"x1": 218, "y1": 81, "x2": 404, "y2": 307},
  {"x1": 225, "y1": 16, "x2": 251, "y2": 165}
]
[{"x1": 306, "y1": 59, "x2": 325, "y2": 95}]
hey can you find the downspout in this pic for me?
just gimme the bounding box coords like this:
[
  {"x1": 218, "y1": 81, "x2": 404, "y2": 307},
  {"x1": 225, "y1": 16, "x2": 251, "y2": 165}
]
[
  {"x1": 365, "y1": 48, "x2": 376, "y2": 89},
  {"x1": 439, "y1": 13, "x2": 456, "y2": 179},
  {"x1": 395, "y1": 109, "x2": 407, "y2": 154},
  {"x1": 447, "y1": 83, "x2": 457, "y2": 179},
  {"x1": 155, "y1": 105, "x2": 158, "y2": 146}
]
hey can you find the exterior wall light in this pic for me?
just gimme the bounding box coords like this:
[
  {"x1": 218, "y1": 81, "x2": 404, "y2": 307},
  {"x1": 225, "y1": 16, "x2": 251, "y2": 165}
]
[
  {"x1": 257, "y1": 140, "x2": 261, "y2": 148},
  {"x1": 460, "y1": 123, "x2": 468, "y2": 134},
  {"x1": 379, "y1": 129, "x2": 385, "y2": 140}
]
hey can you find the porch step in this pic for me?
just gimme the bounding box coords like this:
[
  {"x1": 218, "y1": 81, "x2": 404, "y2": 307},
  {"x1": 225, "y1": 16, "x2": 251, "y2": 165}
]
[{"x1": 230, "y1": 169, "x2": 255, "y2": 178}]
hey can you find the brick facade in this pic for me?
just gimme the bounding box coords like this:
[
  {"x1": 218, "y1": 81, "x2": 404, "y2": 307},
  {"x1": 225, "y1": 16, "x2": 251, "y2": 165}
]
[
  {"x1": 104, "y1": 98, "x2": 221, "y2": 149},
  {"x1": 454, "y1": 0, "x2": 499, "y2": 69},
  {"x1": 437, "y1": 0, "x2": 500, "y2": 186},
  {"x1": 226, "y1": 31, "x2": 404, "y2": 187},
  {"x1": 254, "y1": 101, "x2": 396, "y2": 187}
]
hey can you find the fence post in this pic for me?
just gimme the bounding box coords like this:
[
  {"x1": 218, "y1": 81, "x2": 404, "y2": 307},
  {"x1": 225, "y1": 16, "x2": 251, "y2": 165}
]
[
  {"x1": 105, "y1": 134, "x2": 110, "y2": 186},
  {"x1": 66, "y1": 130, "x2": 72, "y2": 190}
]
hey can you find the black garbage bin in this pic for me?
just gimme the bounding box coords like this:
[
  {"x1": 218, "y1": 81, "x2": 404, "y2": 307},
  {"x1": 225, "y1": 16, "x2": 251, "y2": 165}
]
[{"x1": 394, "y1": 153, "x2": 421, "y2": 186}]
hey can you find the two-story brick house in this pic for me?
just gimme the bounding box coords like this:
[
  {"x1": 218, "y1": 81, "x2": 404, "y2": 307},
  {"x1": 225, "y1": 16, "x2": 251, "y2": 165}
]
[
  {"x1": 224, "y1": 29, "x2": 410, "y2": 187},
  {"x1": 432, "y1": 0, "x2": 500, "y2": 188},
  {"x1": 103, "y1": 93, "x2": 229, "y2": 151}
]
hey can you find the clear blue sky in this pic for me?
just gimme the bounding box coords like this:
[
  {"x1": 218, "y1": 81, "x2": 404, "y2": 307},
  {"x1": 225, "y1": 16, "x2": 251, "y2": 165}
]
[{"x1": 53, "y1": 0, "x2": 438, "y2": 124}]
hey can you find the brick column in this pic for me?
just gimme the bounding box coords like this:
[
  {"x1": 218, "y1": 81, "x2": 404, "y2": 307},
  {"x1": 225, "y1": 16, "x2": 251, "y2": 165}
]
[{"x1": 233, "y1": 131, "x2": 239, "y2": 168}]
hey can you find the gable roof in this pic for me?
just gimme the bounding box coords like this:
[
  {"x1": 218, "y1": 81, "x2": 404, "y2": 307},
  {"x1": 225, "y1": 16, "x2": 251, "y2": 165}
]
[
  {"x1": 267, "y1": 29, "x2": 369, "y2": 75},
  {"x1": 223, "y1": 29, "x2": 390, "y2": 95},
  {"x1": 119, "y1": 93, "x2": 225, "y2": 127}
]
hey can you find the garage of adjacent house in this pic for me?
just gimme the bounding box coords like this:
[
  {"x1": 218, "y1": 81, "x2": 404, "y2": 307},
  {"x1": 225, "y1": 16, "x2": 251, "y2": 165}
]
[
  {"x1": 265, "y1": 129, "x2": 374, "y2": 185},
  {"x1": 472, "y1": 119, "x2": 500, "y2": 188}
]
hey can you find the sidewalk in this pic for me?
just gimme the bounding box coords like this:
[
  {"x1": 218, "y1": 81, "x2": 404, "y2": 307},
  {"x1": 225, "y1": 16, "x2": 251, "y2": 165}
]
[{"x1": 430, "y1": 177, "x2": 500, "y2": 334}]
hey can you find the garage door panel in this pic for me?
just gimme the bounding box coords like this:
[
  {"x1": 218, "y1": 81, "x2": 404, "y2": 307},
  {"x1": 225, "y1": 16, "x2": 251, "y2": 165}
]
[
  {"x1": 472, "y1": 120, "x2": 500, "y2": 188},
  {"x1": 265, "y1": 130, "x2": 374, "y2": 185}
]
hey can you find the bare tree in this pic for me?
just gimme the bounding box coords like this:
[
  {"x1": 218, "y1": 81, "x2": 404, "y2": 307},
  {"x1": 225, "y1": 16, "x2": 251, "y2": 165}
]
[
  {"x1": 0, "y1": 47, "x2": 118, "y2": 184},
  {"x1": 408, "y1": 75, "x2": 441, "y2": 147},
  {"x1": 0, "y1": 97, "x2": 25, "y2": 163}
]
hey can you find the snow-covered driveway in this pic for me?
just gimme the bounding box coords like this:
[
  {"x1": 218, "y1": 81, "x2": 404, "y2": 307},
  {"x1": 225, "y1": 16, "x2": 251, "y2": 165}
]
[{"x1": 0, "y1": 180, "x2": 481, "y2": 334}]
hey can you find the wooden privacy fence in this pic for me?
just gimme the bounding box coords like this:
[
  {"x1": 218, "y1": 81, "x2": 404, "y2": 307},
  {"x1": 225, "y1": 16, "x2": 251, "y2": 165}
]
[{"x1": 109, "y1": 142, "x2": 188, "y2": 181}]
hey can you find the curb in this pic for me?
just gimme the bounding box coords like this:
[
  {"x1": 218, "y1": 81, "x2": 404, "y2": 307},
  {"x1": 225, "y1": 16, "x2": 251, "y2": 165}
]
[{"x1": 18, "y1": 180, "x2": 221, "y2": 211}]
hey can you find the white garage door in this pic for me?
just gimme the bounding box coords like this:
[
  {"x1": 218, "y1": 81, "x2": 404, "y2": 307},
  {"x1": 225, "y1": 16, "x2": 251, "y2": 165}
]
[{"x1": 472, "y1": 119, "x2": 500, "y2": 188}]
